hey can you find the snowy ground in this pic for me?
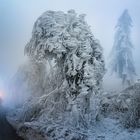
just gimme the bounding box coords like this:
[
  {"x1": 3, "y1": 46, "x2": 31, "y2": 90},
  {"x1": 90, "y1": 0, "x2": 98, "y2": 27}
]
[
  {"x1": 88, "y1": 117, "x2": 140, "y2": 140},
  {"x1": 7, "y1": 113, "x2": 140, "y2": 140}
]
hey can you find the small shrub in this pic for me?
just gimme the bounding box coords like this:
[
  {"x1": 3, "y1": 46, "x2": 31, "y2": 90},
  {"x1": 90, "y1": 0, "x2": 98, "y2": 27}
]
[{"x1": 122, "y1": 90, "x2": 140, "y2": 128}]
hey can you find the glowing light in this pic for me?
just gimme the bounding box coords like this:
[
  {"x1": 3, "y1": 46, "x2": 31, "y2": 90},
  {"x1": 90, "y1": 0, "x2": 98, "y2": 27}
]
[
  {"x1": 0, "y1": 90, "x2": 4, "y2": 100},
  {"x1": 0, "y1": 79, "x2": 5, "y2": 104}
]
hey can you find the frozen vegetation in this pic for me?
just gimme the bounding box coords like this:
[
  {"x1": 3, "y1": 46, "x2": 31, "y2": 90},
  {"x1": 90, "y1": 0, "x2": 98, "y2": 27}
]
[
  {"x1": 109, "y1": 9, "x2": 136, "y2": 86},
  {"x1": 6, "y1": 10, "x2": 140, "y2": 140}
]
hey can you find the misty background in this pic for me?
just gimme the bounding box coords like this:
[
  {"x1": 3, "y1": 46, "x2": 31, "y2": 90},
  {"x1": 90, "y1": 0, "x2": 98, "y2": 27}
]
[{"x1": 0, "y1": 0, "x2": 140, "y2": 88}]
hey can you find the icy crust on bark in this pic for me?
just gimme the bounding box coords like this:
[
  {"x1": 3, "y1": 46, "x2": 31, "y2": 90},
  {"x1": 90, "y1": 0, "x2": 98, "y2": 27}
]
[{"x1": 9, "y1": 10, "x2": 105, "y2": 140}]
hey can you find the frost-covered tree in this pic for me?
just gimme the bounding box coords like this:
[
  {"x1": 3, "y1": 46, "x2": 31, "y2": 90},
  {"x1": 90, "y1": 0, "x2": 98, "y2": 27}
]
[
  {"x1": 110, "y1": 9, "x2": 136, "y2": 86},
  {"x1": 8, "y1": 10, "x2": 105, "y2": 140},
  {"x1": 25, "y1": 10, "x2": 105, "y2": 97}
]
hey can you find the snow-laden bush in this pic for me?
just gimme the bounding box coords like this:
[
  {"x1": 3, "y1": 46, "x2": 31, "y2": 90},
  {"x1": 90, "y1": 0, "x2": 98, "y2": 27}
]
[
  {"x1": 122, "y1": 84, "x2": 140, "y2": 128},
  {"x1": 100, "y1": 83, "x2": 140, "y2": 129},
  {"x1": 9, "y1": 10, "x2": 105, "y2": 140},
  {"x1": 100, "y1": 92, "x2": 129, "y2": 117}
]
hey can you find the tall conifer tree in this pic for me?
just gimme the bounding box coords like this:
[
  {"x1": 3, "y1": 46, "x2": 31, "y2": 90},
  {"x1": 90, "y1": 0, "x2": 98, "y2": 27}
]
[{"x1": 110, "y1": 9, "x2": 136, "y2": 86}]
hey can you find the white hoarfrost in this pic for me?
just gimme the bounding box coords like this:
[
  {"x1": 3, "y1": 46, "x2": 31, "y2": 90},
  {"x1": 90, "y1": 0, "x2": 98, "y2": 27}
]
[
  {"x1": 109, "y1": 9, "x2": 136, "y2": 86},
  {"x1": 6, "y1": 10, "x2": 140, "y2": 140},
  {"x1": 8, "y1": 10, "x2": 105, "y2": 140}
]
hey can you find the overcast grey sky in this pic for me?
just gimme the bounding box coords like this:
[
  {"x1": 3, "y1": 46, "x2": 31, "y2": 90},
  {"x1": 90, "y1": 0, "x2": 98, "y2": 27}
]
[{"x1": 0, "y1": 0, "x2": 140, "y2": 82}]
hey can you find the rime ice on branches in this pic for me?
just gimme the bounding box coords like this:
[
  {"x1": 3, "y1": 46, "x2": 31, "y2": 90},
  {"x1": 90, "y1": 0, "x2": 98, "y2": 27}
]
[
  {"x1": 110, "y1": 9, "x2": 136, "y2": 86},
  {"x1": 12, "y1": 10, "x2": 105, "y2": 140}
]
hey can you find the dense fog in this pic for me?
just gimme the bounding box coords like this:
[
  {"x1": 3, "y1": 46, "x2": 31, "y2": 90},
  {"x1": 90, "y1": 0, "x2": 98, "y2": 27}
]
[
  {"x1": 0, "y1": 0, "x2": 140, "y2": 82},
  {"x1": 0, "y1": 0, "x2": 140, "y2": 106},
  {"x1": 0, "y1": 1, "x2": 140, "y2": 140}
]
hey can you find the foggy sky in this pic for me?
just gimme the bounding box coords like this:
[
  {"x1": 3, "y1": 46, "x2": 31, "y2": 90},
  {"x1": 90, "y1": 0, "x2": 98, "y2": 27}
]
[{"x1": 0, "y1": 0, "x2": 140, "y2": 82}]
